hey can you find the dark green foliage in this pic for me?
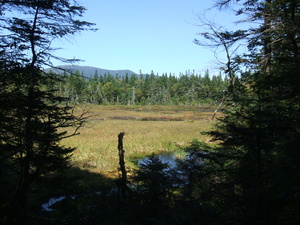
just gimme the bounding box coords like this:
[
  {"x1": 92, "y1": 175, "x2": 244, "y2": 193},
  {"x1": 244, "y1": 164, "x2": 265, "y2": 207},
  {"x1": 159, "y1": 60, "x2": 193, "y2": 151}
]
[
  {"x1": 0, "y1": 1, "x2": 94, "y2": 224},
  {"x1": 198, "y1": 0, "x2": 300, "y2": 224},
  {"x1": 53, "y1": 69, "x2": 228, "y2": 105},
  {"x1": 133, "y1": 154, "x2": 174, "y2": 203}
]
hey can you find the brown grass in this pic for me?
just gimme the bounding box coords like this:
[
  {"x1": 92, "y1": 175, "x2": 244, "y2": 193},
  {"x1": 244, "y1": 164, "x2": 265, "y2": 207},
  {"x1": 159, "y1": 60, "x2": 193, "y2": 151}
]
[{"x1": 61, "y1": 105, "x2": 221, "y2": 177}]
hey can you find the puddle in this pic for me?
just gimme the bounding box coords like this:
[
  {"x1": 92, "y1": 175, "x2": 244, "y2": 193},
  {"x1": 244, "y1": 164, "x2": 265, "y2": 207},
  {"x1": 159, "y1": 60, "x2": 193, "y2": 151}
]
[
  {"x1": 139, "y1": 152, "x2": 180, "y2": 169},
  {"x1": 41, "y1": 196, "x2": 66, "y2": 212}
]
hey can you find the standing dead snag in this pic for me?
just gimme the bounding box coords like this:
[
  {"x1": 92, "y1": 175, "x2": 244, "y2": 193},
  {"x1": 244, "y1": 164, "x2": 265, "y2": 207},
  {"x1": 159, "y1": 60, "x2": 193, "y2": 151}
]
[{"x1": 118, "y1": 132, "x2": 127, "y2": 198}]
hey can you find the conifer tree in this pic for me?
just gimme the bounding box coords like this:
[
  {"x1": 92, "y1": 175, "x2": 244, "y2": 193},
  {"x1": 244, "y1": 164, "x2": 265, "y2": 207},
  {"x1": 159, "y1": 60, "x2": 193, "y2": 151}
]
[
  {"x1": 195, "y1": 0, "x2": 300, "y2": 223},
  {"x1": 0, "y1": 1, "x2": 94, "y2": 224}
]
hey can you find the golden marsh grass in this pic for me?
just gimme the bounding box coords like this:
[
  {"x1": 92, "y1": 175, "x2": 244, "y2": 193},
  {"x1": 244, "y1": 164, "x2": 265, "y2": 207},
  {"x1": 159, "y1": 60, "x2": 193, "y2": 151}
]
[{"x1": 61, "y1": 105, "x2": 221, "y2": 176}]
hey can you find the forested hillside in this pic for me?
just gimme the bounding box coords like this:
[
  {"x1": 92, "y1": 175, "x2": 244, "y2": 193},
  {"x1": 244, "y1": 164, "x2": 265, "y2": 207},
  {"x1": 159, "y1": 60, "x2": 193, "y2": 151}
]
[
  {"x1": 50, "y1": 69, "x2": 228, "y2": 105},
  {"x1": 45, "y1": 65, "x2": 136, "y2": 77}
]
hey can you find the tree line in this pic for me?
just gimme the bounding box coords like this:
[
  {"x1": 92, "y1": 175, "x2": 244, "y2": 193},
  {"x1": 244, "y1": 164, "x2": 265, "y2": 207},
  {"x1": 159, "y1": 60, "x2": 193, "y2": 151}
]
[{"x1": 50, "y1": 69, "x2": 229, "y2": 105}]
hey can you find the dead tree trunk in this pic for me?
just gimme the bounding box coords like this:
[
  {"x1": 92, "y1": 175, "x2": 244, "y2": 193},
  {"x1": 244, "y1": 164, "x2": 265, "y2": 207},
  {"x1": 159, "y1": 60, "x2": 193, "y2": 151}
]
[{"x1": 118, "y1": 132, "x2": 127, "y2": 198}]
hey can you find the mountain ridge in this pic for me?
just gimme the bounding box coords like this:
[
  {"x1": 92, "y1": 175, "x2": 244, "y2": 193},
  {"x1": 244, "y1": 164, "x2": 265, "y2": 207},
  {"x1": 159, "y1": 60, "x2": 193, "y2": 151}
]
[{"x1": 45, "y1": 65, "x2": 137, "y2": 77}]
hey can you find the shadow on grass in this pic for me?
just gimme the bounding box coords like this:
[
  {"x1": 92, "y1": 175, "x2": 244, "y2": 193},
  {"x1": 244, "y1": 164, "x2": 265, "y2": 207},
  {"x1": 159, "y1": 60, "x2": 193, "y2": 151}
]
[{"x1": 28, "y1": 166, "x2": 119, "y2": 225}]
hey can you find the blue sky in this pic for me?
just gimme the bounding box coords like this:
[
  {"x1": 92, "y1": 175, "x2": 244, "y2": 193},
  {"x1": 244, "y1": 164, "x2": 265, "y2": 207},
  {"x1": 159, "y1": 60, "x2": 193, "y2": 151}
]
[{"x1": 52, "y1": 0, "x2": 240, "y2": 75}]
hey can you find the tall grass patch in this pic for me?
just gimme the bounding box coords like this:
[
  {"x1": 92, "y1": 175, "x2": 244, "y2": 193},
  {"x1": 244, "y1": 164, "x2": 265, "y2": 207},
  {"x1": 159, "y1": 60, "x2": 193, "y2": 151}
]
[{"x1": 61, "y1": 105, "x2": 219, "y2": 176}]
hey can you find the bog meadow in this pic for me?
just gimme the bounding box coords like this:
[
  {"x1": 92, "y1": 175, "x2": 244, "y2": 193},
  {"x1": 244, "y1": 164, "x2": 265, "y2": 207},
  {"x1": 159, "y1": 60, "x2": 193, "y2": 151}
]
[{"x1": 64, "y1": 104, "x2": 219, "y2": 175}]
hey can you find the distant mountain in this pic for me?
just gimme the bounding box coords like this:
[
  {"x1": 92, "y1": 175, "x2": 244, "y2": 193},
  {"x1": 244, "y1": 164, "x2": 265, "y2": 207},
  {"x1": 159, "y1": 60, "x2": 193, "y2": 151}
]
[{"x1": 45, "y1": 65, "x2": 137, "y2": 77}]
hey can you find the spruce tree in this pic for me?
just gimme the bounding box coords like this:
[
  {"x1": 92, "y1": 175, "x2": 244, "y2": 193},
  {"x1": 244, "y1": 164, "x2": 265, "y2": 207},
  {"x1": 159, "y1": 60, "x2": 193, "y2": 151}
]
[
  {"x1": 196, "y1": 0, "x2": 300, "y2": 223},
  {"x1": 0, "y1": 1, "x2": 94, "y2": 224}
]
